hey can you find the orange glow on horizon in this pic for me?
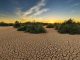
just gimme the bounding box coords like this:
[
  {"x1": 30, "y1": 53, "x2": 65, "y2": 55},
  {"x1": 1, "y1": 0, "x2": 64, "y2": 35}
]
[{"x1": 0, "y1": 17, "x2": 80, "y2": 23}]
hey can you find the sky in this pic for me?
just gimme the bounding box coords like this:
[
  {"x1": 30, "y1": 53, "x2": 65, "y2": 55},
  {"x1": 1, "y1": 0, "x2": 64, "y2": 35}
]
[{"x1": 0, "y1": 0, "x2": 80, "y2": 23}]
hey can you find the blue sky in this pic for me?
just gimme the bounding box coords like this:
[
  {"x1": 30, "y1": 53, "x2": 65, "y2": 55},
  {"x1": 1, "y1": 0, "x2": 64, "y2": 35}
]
[{"x1": 0, "y1": 0, "x2": 80, "y2": 20}]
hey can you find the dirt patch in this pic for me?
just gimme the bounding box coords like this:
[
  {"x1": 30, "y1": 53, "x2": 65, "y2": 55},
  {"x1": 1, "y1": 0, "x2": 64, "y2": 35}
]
[{"x1": 0, "y1": 27, "x2": 80, "y2": 60}]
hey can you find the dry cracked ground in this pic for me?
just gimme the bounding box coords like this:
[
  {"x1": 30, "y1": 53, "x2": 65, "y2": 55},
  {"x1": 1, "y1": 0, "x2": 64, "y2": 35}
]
[{"x1": 0, "y1": 26, "x2": 80, "y2": 60}]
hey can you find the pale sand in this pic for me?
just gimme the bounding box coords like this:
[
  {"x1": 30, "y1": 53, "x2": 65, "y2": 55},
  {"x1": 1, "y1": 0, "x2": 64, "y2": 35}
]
[{"x1": 0, "y1": 26, "x2": 80, "y2": 60}]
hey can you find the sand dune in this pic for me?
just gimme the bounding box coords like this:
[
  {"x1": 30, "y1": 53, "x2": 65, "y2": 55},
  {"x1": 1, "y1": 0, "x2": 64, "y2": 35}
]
[{"x1": 0, "y1": 27, "x2": 80, "y2": 60}]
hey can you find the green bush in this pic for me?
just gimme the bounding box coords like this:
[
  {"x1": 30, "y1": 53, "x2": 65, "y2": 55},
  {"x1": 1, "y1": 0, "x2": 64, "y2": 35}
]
[
  {"x1": 27, "y1": 24, "x2": 46, "y2": 33},
  {"x1": 46, "y1": 24, "x2": 54, "y2": 28},
  {"x1": 54, "y1": 23, "x2": 61, "y2": 30},
  {"x1": 17, "y1": 25, "x2": 27, "y2": 31},
  {"x1": 58, "y1": 19, "x2": 80, "y2": 34},
  {"x1": 17, "y1": 23, "x2": 46, "y2": 34}
]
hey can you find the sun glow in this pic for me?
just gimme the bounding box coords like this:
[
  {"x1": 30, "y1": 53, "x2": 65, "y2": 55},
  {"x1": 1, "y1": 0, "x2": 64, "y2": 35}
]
[{"x1": 0, "y1": 17, "x2": 80, "y2": 23}]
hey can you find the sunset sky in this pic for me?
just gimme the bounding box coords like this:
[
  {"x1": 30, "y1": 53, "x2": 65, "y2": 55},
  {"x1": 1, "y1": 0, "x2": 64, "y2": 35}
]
[{"x1": 0, "y1": 0, "x2": 80, "y2": 23}]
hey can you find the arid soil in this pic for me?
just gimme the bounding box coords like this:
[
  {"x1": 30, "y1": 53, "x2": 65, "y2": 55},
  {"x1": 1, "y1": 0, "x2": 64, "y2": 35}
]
[{"x1": 0, "y1": 26, "x2": 80, "y2": 60}]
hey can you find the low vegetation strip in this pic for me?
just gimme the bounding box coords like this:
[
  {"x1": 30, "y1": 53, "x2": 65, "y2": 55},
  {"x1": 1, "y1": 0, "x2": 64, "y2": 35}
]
[{"x1": 0, "y1": 18, "x2": 80, "y2": 34}]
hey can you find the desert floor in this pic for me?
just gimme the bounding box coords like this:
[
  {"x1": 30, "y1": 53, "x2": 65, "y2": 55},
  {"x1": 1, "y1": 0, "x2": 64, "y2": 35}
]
[{"x1": 0, "y1": 26, "x2": 80, "y2": 60}]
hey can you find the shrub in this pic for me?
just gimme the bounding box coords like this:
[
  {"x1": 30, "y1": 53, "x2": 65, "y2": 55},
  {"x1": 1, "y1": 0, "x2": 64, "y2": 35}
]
[
  {"x1": 54, "y1": 23, "x2": 61, "y2": 30},
  {"x1": 27, "y1": 24, "x2": 46, "y2": 33},
  {"x1": 13, "y1": 21, "x2": 21, "y2": 28},
  {"x1": 17, "y1": 25, "x2": 27, "y2": 31},
  {"x1": 17, "y1": 23, "x2": 46, "y2": 34},
  {"x1": 46, "y1": 24, "x2": 54, "y2": 28},
  {"x1": 58, "y1": 19, "x2": 80, "y2": 34}
]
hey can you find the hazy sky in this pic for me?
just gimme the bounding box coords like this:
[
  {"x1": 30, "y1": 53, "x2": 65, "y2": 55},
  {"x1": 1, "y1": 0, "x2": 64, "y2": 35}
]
[{"x1": 0, "y1": 0, "x2": 80, "y2": 21}]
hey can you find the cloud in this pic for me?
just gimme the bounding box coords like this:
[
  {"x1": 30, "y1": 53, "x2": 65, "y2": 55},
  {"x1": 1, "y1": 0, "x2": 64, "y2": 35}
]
[
  {"x1": 16, "y1": 8, "x2": 22, "y2": 17},
  {"x1": 69, "y1": 3, "x2": 80, "y2": 13},
  {"x1": 33, "y1": 8, "x2": 48, "y2": 16},
  {"x1": 71, "y1": 3, "x2": 80, "y2": 7},
  {"x1": 67, "y1": 0, "x2": 75, "y2": 3},
  {"x1": 15, "y1": 8, "x2": 25, "y2": 20},
  {"x1": 23, "y1": 0, "x2": 48, "y2": 17}
]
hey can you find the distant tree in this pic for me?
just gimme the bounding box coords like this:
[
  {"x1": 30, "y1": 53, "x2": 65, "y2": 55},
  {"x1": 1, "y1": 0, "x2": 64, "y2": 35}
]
[
  {"x1": 64, "y1": 18, "x2": 74, "y2": 24},
  {"x1": 13, "y1": 21, "x2": 21, "y2": 28},
  {"x1": 0, "y1": 22, "x2": 8, "y2": 26}
]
